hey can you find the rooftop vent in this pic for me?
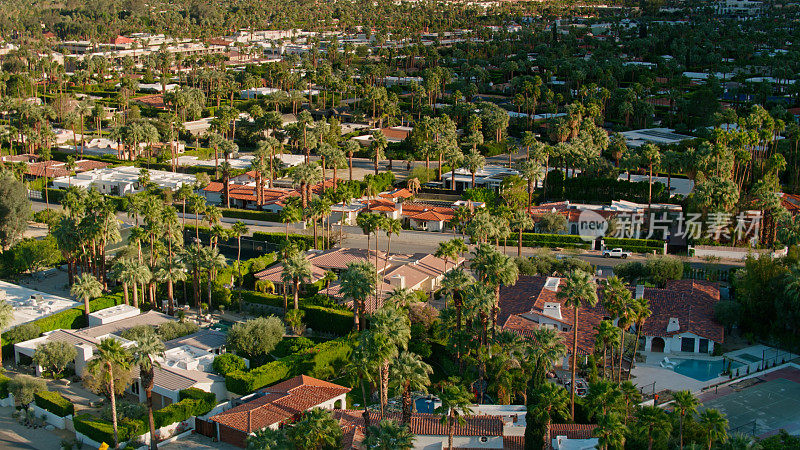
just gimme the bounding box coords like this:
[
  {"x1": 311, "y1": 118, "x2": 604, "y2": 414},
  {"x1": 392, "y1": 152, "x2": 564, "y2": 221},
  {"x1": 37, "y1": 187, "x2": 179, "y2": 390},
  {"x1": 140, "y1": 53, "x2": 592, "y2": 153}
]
[{"x1": 544, "y1": 277, "x2": 561, "y2": 292}]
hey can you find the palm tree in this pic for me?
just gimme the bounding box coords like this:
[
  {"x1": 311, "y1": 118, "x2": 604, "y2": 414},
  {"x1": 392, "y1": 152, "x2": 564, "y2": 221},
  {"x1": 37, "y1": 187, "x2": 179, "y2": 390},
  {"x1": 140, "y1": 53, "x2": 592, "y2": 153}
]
[
  {"x1": 628, "y1": 297, "x2": 652, "y2": 380},
  {"x1": 230, "y1": 221, "x2": 249, "y2": 287},
  {"x1": 390, "y1": 351, "x2": 433, "y2": 425},
  {"x1": 280, "y1": 205, "x2": 302, "y2": 240},
  {"x1": 619, "y1": 381, "x2": 640, "y2": 425},
  {"x1": 435, "y1": 382, "x2": 473, "y2": 450},
  {"x1": 132, "y1": 333, "x2": 166, "y2": 450},
  {"x1": 525, "y1": 327, "x2": 567, "y2": 390},
  {"x1": 672, "y1": 390, "x2": 700, "y2": 450},
  {"x1": 640, "y1": 143, "x2": 661, "y2": 209},
  {"x1": 594, "y1": 413, "x2": 627, "y2": 450},
  {"x1": 339, "y1": 261, "x2": 377, "y2": 331},
  {"x1": 371, "y1": 305, "x2": 411, "y2": 413},
  {"x1": 635, "y1": 406, "x2": 672, "y2": 450},
  {"x1": 508, "y1": 210, "x2": 534, "y2": 257},
  {"x1": 698, "y1": 409, "x2": 728, "y2": 449},
  {"x1": 527, "y1": 382, "x2": 570, "y2": 450},
  {"x1": 202, "y1": 245, "x2": 227, "y2": 312},
  {"x1": 87, "y1": 338, "x2": 130, "y2": 448},
  {"x1": 470, "y1": 244, "x2": 519, "y2": 334},
  {"x1": 380, "y1": 218, "x2": 402, "y2": 295},
  {"x1": 595, "y1": 320, "x2": 620, "y2": 380},
  {"x1": 516, "y1": 159, "x2": 544, "y2": 210},
  {"x1": 601, "y1": 276, "x2": 634, "y2": 383},
  {"x1": 350, "y1": 339, "x2": 378, "y2": 430},
  {"x1": 462, "y1": 149, "x2": 485, "y2": 188},
  {"x1": 281, "y1": 250, "x2": 312, "y2": 310},
  {"x1": 286, "y1": 409, "x2": 342, "y2": 449},
  {"x1": 362, "y1": 420, "x2": 415, "y2": 450},
  {"x1": 155, "y1": 257, "x2": 186, "y2": 315},
  {"x1": 71, "y1": 273, "x2": 103, "y2": 320},
  {"x1": 370, "y1": 130, "x2": 388, "y2": 175},
  {"x1": 557, "y1": 269, "x2": 598, "y2": 419},
  {"x1": 188, "y1": 195, "x2": 206, "y2": 242},
  {"x1": 0, "y1": 300, "x2": 13, "y2": 365}
]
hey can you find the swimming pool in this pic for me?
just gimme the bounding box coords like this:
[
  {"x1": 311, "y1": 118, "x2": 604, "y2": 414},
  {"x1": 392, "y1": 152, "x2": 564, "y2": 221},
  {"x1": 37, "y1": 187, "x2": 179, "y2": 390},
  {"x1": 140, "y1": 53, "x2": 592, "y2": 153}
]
[
  {"x1": 415, "y1": 397, "x2": 437, "y2": 414},
  {"x1": 673, "y1": 359, "x2": 743, "y2": 382}
]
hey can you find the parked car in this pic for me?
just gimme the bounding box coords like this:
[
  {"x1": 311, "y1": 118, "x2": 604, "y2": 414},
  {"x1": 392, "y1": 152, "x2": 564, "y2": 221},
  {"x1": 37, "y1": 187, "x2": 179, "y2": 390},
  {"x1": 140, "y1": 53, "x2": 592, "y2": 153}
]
[{"x1": 602, "y1": 248, "x2": 632, "y2": 258}]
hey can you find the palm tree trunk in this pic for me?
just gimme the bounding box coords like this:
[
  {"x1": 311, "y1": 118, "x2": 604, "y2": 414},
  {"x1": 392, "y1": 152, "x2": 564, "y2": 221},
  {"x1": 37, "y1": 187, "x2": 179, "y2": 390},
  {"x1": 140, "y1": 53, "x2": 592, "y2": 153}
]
[
  {"x1": 108, "y1": 363, "x2": 119, "y2": 448},
  {"x1": 146, "y1": 382, "x2": 157, "y2": 450},
  {"x1": 571, "y1": 306, "x2": 578, "y2": 419},
  {"x1": 628, "y1": 326, "x2": 643, "y2": 381},
  {"x1": 293, "y1": 280, "x2": 300, "y2": 309},
  {"x1": 617, "y1": 329, "x2": 626, "y2": 383}
]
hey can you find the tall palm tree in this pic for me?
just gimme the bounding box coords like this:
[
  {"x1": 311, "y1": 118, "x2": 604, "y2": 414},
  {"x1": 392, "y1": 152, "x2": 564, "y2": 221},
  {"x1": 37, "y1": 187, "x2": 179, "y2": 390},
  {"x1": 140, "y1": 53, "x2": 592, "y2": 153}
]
[
  {"x1": 557, "y1": 269, "x2": 598, "y2": 419},
  {"x1": 350, "y1": 337, "x2": 379, "y2": 430},
  {"x1": 87, "y1": 338, "x2": 130, "y2": 448},
  {"x1": 286, "y1": 409, "x2": 342, "y2": 449},
  {"x1": 71, "y1": 273, "x2": 103, "y2": 320},
  {"x1": 188, "y1": 195, "x2": 206, "y2": 242},
  {"x1": 281, "y1": 250, "x2": 312, "y2": 310},
  {"x1": 508, "y1": 209, "x2": 534, "y2": 257},
  {"x1": 371, "y1": 305, "x2": 411, "y2": 413},
  {"x1": 280, "y1": 204, "x2": 302, "y2": 240},
  {"x1": 155, "y1": 257, "x2": 187, "y2": 315},
  {"x1": 619, "y1": 381, "x2": 641, "y2": 425},
  {"x1": 462, "y1": 149, "x2": 485, "y2": 189},
  {"x1": 390, "y1": 351, "x2": 432, "y2": 425},
  {"x1": 182, "y1": 244, "x2": 204, "y2": 311},
  {"x1": 640, "y1": 143, "x2": 661, "y2": 209},
  {"x1": 339, "y1": 261, "x2": 377, "y2": 331},
  {"x1": 516, "y1": 159, "x2": 544, "y2": 210},
  {"x1": 470, "y1": 244, "x2": 519, "y2": 334},
  {"x1": 362, "y1": 420, "x2": 415, "y2": 450},
  {"x1": 435, "y1": 382, "x2": 473, "y2": 450},
  {"x1": 527, "y1": 382, "x2": 570, "y2": 450},
  {"x1": 202, "y1": 245, "x2": 227, "y2": 312},
  {"x1": 230, "y1": 221, "x2": 249, "y2": 287},
  {"x1": 132, "y1": 333, "x2": 166, "y2": 450},
  {"x1": 595, "y1": 320, "x2": 620, "y2": 381},
  {"x1": 525, "y1": 327, "x2": 567, "y2": 390},
  {"x1": 628, "y1": 297, "x2": 652, "y2": 380},
  {"x1": 673, "y1": 390, "x2": 701, "y2": 450}
]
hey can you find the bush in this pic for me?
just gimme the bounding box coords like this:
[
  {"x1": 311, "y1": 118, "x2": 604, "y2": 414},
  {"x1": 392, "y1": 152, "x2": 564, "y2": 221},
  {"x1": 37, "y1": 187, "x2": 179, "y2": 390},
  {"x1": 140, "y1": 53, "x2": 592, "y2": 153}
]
[
  {"x1": 251, "y1": 232, "x2": 320, "y2": 251},
  {"x1": 4, "y1": 323, "x2": 41, "y2": 346},
  {"x1": 74, "y1": 414, "x2": 141, "y2": 445},
  {"x1": 220, "y1": 208, "x2": 281, "y2": 223},
  {"x1": 226, "y1": 361, "x2": 291, "y2": 395},
  {"x1": 302, "y1": 305, "x2": 354, "y2": 336},
  {"x1": 32, "y1": 340, "x2": 77, "y2": 377},
  {"x1": 213, "y1": 354, "x2": 247, "y2": 376},
  {"x1": 153, "y1": 388, "x2": 216, "y2": 428},
  {"x1": 9, "y1": 375, "x2": 46, "y2": 406},
  {"x1": 227, "y1": 316, "x2": 285, "y2": 365},
  {"x1": 272, "y1": 337, "x2": 315, "y2": 358},
  {"x1": 0, "y1": 373, "x2": 11, "y2": 398},
  {"x1": 644, "y1": 254, "x2": 683, "y2": 286},
  {"x1": 157, "y1": 321, "x2": 199, "y2": 341},
  {"x1": 34, "y1": 391, "x2": 74, "y2": 417},
  {"x1": 240, "y1": 290, "x2": 285, "y2": 308}
]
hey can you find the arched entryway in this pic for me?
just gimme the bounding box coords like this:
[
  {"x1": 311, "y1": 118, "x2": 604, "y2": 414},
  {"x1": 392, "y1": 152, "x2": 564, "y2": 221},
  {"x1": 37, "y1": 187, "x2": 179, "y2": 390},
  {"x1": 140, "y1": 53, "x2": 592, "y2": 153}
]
[{"x1": 651, "y1": 337, "x2": 666, "y2": 353}]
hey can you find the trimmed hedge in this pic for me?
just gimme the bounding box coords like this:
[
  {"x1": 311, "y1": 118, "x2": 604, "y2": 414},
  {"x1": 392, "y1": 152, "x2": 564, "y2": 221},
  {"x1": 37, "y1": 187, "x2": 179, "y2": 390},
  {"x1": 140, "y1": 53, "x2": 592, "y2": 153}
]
[
  {"x1": 521, "y1": 233, "x2": 586, "y2": 244},
  {"x1": 604, "y1": 237, "x2": 663, "y2": 248},
  {"x1": 252, "y1": 231, "x2": 321, "y2": 250},
  {"x1": 34, "y1": 391, "x2": 74, "y2": 417},
  {"x1": 153, "y1": 389, "x2": 215, "y2": 429},
  {"x1": 221, "y1": 208, "x2": 282, "y2": 223},
  {"x1": 0, "y1": 374, "x2": 10, "y2": 398},
  {"x1": 240, "y1": 291, "x2": 285, "y2": 308},
  {"x1": 225, "y1": 336, "x2": 353, "y2": 395},
  {"x1": 74, "y1": 414, "x2": 138, "y2": 445},
  {"x1": 303, "y1": 305, "x2": 353, "y2": 336}
]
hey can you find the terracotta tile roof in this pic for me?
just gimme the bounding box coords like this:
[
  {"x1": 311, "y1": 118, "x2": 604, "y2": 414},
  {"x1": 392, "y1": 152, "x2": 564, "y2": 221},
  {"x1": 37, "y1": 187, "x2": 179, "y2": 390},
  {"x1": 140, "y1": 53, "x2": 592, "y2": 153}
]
[
  {"x1": 333, "y1": 410, "x2": 503, "y2": 437},
  {"x1": 134, "y1": 94, "x2": 166, "y2": 109},
  {"x1": 203, "y1": 183, "x2": 298, "y2": 205},
  {"x1": 210, "y1": 375, "x2": 350, "y2": 433},
  {"x1": 550, "y1": 423, "x2": 597, "y2": 439},
  {"x1": 253, "y1": 261, "x2": 327, "y2": 284},
  {"x1": 379, "y1": 188, "x2": 413, "y2": 199},
  {"x1": 402, "y1": 203, "x2": 455, "y2": 222},
  {"x1": 378, "y1": 127, "x2": 410, "y2": 141},
  {"x1": 27, "y1": 159, "x2": 110, "y2": 178},
  {"x1": 499, "y1": 276, "x2": 724, "y2": 355}
]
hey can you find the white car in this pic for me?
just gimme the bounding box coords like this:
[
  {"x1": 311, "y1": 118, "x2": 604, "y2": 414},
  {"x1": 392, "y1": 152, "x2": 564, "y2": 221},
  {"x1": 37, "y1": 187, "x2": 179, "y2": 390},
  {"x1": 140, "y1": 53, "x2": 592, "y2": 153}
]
[{"x1": 602, "y1": 248, "x2": 632, "y2": 258}]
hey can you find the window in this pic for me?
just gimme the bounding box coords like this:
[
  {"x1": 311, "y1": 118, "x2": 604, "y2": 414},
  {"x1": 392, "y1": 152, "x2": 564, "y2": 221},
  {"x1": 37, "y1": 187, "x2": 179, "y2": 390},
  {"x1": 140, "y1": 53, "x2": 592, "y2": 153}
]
[
  {"x1": 681, "y1": 337, "x2": 695, "y2": 352},
  {"x1": 699, "y1": 339, "x2": 709, "y2": 353}
]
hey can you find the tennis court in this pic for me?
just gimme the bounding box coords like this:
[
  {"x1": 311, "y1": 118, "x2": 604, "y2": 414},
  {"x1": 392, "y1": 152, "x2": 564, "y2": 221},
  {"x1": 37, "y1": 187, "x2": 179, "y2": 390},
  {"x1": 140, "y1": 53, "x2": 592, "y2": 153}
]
[{"x1": 698, "y1": 368, "x2": 800, "y2": 437}]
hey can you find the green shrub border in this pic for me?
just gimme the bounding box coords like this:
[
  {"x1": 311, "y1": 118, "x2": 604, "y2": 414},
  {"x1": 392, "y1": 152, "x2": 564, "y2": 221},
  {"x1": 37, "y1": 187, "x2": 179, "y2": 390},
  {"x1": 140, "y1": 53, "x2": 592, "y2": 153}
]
[{"x1": 34, "y1": 391, "x2": 74, "y2": 417}]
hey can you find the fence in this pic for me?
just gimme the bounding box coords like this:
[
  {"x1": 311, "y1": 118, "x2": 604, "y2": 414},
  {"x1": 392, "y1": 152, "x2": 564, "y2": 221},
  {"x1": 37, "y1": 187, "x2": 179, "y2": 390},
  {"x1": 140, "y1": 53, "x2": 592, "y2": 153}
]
[
  {"x1": 183, "y1": 231, "x2": 282, "y2": 260},
  {"x1": 683, "y1": 265, "x2": 732, "y2": 282},
  {"x1": 730, "y1": 420, "x2": 757, "y2": 436}
]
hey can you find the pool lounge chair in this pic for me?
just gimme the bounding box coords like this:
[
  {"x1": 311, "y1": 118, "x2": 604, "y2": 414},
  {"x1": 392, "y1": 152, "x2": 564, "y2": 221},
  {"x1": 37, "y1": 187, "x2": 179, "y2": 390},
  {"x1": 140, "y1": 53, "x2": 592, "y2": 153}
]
[{"x1": 660, "y1": 357, "x2": 677, "y2": 369}]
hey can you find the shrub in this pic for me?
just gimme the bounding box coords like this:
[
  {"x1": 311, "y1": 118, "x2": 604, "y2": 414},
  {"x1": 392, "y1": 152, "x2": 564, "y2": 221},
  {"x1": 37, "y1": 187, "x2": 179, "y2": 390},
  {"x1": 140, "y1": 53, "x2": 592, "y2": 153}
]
[
  {"x1": 251, "y1": 232, "x2": 321, "y2": 250},
  {"x1": 157, "y1": 321, "x2": 199, "y2": 341},
  {"x1": 644, "y1": 254, "x2": 683, "y2": 286},
  {"x1": 74, "y1": 414, "x2": 140, "y2": 445},
  {"x1": 227, "y1": 316, "x2": 285, "y2": 365},
  {"x1": 272, "y1": 337, "x2": 315, "y2": 358},
  {"x1": 153, "y1": 388, "x2": 216, "y2": 428},
  {"x1": 32, "y1": 340, "x2": 77, "y2": 377},
  {"x1": 4, "y1": 323, "x2": 41, "y2": 346},
  {"x1": 213, "y1": 354, "x2": 247, "y2": 376},
  {"x1": 34, "y1": 391, "x2": 74, "y2": 417},
  {"x1": 220, "y1": 208, "x2": 281, "y2": 223},
  {"x1": 9, "y1": 375, "x2": 46, "y2": 406},
  {"x1": 0, "y1": 373, "x2": 10, "y2": 398},
  {"x1": 226, "y1": 361, "x2": 291, "y2": 395}
]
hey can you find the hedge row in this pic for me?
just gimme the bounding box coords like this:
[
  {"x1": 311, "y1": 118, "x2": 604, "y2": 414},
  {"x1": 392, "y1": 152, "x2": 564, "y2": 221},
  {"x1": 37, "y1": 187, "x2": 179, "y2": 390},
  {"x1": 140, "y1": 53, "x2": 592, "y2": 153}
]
[
  {"x1": 221, "y1": 208, "x2": 282, "y2": 223},
  {"x1": 2, "y1": 292, "x2": 125, "y2": 356},
  {"x1": 252, "y1": 231, "x2": 325, "y2": 250},
  {"x1": 225, "y1": 337, "x2": 353, "y2": 395},
  {"x1": 240, "y1": 291, "x2": 354, "y2": 336},
  {"x1": 34, "y1": 391, "x2": 74, "y2": 417},
  {"x1": 520, "y1": 239, "x2": 591, "y2": 249},
  {"x1": 603, "y1": 237, "x2": 664, "y2": 248},
  {"x1": 74, "y1": 414, "x2": 142, "y2": 445},
  {"x1": 520, "y1": 233, "x2": 586, "y2": 244},
  {"x1": 153, "y1": 388, "x2": 216, "y2": 429}
]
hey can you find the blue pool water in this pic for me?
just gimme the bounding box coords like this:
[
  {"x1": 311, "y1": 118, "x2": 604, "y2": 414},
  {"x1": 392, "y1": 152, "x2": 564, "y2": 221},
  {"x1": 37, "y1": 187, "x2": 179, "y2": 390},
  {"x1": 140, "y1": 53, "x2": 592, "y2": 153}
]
[
  {"x1": 415, "y1": 397, "x2": 436, "y2": 414},
  {"x1": 673, "y1": 359, "x2": 743, "y2": 382}
]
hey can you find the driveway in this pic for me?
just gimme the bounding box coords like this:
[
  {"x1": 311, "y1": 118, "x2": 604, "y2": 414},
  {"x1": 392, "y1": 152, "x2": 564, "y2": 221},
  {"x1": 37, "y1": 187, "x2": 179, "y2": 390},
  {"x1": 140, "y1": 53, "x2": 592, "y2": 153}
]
[
  {"x1": 0, "y1": 407, "x2": 71, "y2": 450},
  {"x1": 159, "y1": 433, "x2": 240, "y2": 450}
]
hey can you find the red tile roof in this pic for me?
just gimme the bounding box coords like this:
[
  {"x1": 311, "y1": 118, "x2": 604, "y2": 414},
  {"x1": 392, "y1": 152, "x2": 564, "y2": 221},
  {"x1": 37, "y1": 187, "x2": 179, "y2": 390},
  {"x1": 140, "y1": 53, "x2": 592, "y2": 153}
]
[
  {"x1": 333, "y1": 410, "x2": 503, "y2": 438},
  {"x1": 550, "y1": 423, "x2": 597, "y2": 439},
  {"x1": 27, "y1": 159, "x2": 110, "y2": 178},
  {"x1": 402, "y1": 203, "x2": 455, "y2": 222},
  {"x1": 379, "y1": 188, "x2": 414, "y2": 199},
  {"x1": 210, "y1": 375, "x2": 350, "y2": 433},
  {"x1": 499, "y1": 276, "x2": 724, "y2": 355}
]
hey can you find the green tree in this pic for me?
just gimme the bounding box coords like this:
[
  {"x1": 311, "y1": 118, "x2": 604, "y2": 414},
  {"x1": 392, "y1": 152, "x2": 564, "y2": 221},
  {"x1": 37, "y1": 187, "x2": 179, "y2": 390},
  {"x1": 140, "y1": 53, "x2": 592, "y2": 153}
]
[
  {"x1": 672, "y1": 390, "x2": 700, "y2": 450},
  {"x1": 339, "y1": 261, "x2": 377, "y2": 331},
  {"x1": 281, "y1": 250, "x2": 312, "y2": 310},
  {"x1": 32, "y1": 340, "x2": 76, "y2": 377},
  {"x1": 132, "y1": 333, "x2": 166, "y2": 450},
  {"x1": 8, "y1": 375, "x2": 46, "y2": 407},
  {"x1": 286, "y1": 408, "x2": 342, "y2": 450},
  {"x1": 247, "y1": 428, "x2": 292, "y2": 450},
  {"x1": 471, "y1": 244, "x2": 519, "y2": 334},
  {"x1": 557, "y1": 269, "x2": 598, "y2": 419},
  {"x1": 698, "y1": 408, "x2": 728, "y2": 450},
  {"x1": 435, "y1": 382, "x2": 474, "y2": 450},
  {"x1": 362, "y1": 420, "x2": 415, "y2": 449},
  {"x1": 227, "y1": 316, "x2": 284, "y2": 365},
  {"x1": 86, "y1": 338, "x2": 131, "y2": 448},
  {"x1": 71, "y1": 273, "x2": 103, "y2": 320},
  {"x1": 634, "y1": 405, "x2": 672, "y2": 450},
  {"x1": 0, "y1": 170, "x2": 30, "y2": 249},
  {"x1": 390, "y1": 351, "x2": 432, "y2": 425},
  {"x1": 594, "y1": 413, "x2": 627, "y2": 450},
  {"x1": 526, "y1": 382, "x2": 570, "y2": 450}
]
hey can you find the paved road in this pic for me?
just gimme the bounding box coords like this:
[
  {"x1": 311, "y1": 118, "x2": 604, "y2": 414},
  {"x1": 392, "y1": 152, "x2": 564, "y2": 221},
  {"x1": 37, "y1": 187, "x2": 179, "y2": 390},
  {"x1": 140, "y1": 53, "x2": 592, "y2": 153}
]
[{"x1": 0, "y1": 407, "x2": 69, "y2": 450}]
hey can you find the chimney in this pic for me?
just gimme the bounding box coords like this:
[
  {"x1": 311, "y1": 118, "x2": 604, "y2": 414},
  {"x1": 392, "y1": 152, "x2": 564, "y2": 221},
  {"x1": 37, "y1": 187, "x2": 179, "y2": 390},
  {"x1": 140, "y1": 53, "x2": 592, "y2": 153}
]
[
  {"x1": 390, "y1": 275, "x2": 406, "y2": 289},
  {"x1": 74, "y1": 343, "x2": 93, "y2": 377},
  {"x1": 667, "y1": 318, "x2": 680, "y2": 333},
  {"x1": 542, "y1": 302, "x2": 562, "y2": 320},
  {"x1": 635, "y1": 285, "x2": 645, "y2": 299}
]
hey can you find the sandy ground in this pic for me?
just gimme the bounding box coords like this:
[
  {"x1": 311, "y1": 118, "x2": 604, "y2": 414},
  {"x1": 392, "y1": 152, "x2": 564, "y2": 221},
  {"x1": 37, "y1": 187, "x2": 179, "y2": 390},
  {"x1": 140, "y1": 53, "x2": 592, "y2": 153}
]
[{"x1": 0, "y1": 406, "x2": 72, "y2": 450}]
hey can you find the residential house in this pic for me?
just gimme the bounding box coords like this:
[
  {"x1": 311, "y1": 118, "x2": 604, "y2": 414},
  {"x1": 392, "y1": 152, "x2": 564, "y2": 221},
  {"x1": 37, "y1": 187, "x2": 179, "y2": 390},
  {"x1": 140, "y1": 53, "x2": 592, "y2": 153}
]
[
  {"x1": 499, "y1": 276, "x2": 725, "y2": 368},
  {"x1": 51, "y1": 166, "x2": 196, "y2": 195},
  {"x1": 440, "y1": 165, "x2": 520, "y2": 191},
  {"x1": 550, "y1": 424, "x2": 599, "y2": 450},
  {"x1": 209, "y1": 375, "x2": 350, "y2": 447}
]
